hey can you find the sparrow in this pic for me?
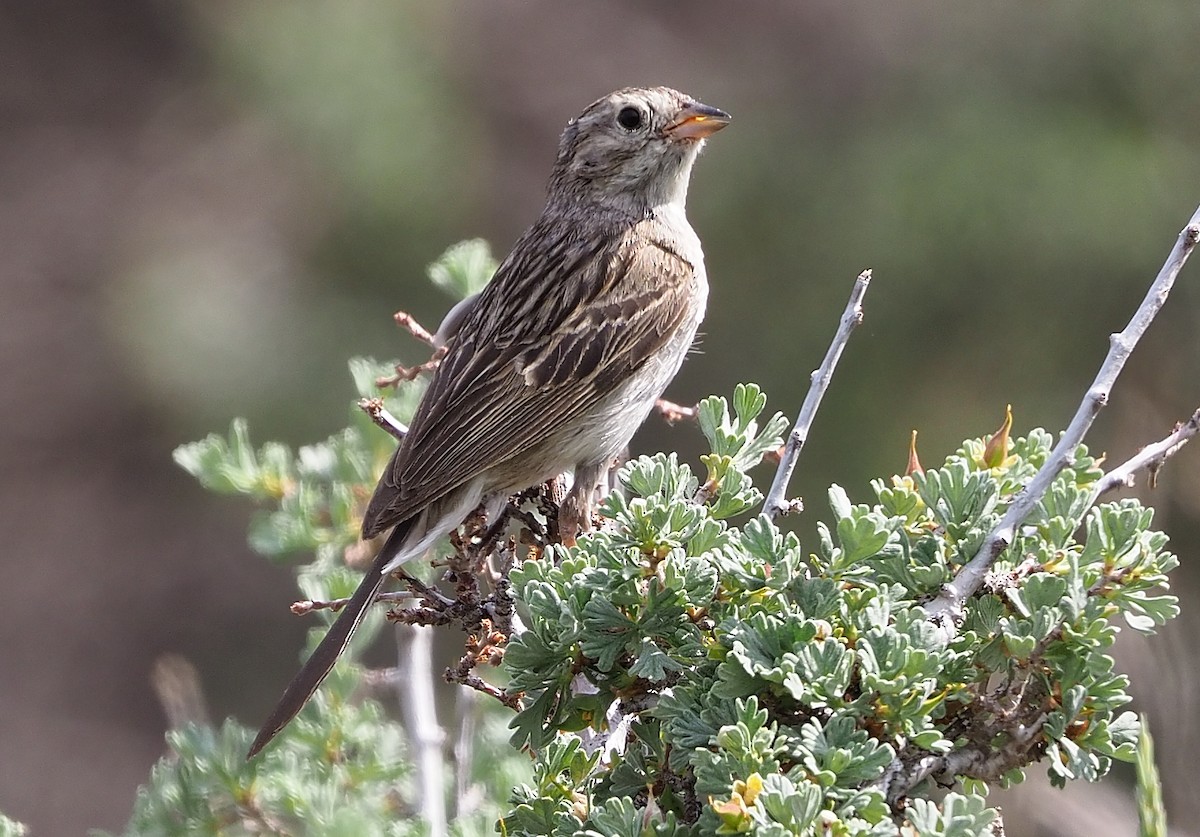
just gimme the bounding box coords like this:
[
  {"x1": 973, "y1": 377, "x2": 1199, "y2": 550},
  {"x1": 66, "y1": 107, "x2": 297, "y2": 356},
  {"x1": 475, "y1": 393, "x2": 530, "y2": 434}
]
[{"x1": 248, "y1": 86, "x2": 729, "y2": 758}]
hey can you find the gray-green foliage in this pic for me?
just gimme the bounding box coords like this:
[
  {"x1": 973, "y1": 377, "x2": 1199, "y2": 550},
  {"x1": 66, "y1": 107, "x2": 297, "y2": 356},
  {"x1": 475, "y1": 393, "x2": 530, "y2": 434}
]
[
  {"x1": 173, "y1": 355, "x2": 424, "y2": 570},
  {"x1": 1136, "y1": 715, "x2": 1167, "y2": 837},
  {"x1": 502, "y1": 394, "x2": 1177, "y2": 835},
  {"x1": 104, "y1": 703, "x2": 525, "y2": 837},
  {"x1": 125, "y1": 240, "x2": 1176, "y2": 836},
  {"x1": 144, "y1": 366, "x2": 432, "y2": 836},
  {"x1": 115, "y1": 710, "x2": 415, "y2": 837},
  {"x1": 0, "y1": 813, "x2": 28, "y2": 837},
  {"x1": 427, "y1": 238, "x2": 496, "y2": 300},
  {"x1": 112, "y1": 244, "x2": 528, "y2": 837}
]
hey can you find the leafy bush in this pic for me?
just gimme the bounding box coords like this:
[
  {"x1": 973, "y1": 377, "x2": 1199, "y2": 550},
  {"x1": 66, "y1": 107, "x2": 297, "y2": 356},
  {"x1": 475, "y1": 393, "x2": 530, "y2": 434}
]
[
  {"x1": 107, "y1": 241, "x2": 1179, "y2": 836},
  {"x1": 500, "y1": 389, "x2": 1174, "y2": 836}
]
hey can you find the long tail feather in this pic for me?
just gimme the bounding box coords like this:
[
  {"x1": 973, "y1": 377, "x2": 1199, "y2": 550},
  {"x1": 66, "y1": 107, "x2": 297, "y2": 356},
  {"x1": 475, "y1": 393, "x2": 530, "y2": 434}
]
[{"x1": 246, "y1": 520, "x2": 412, "y2": 759}]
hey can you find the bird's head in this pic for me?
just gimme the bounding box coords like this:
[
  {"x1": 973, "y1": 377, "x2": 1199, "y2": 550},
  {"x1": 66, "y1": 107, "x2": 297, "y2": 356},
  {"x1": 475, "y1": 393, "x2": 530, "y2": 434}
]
[{"x1": 548, "y1": 87, "x2": 730, "y2": 213}]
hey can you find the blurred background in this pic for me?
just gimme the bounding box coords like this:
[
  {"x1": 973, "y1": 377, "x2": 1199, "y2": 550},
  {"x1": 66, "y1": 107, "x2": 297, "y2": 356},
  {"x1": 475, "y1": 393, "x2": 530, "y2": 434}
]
[{"x1": 3, "y1": 1, "x2": 1199, "y2": 833}]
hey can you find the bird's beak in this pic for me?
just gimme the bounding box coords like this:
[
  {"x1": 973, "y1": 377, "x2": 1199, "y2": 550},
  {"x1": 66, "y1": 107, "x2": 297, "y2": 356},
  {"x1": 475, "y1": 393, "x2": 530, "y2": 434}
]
[{"x1": 664, "y1": 101, "x2": 731, "y2": 140}]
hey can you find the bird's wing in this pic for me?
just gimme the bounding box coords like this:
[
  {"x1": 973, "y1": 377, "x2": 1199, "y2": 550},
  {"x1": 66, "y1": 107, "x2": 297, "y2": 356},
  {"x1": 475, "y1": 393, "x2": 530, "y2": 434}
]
[{"x1": 362, "y1": 216, "x2": 699, "y2": 537}]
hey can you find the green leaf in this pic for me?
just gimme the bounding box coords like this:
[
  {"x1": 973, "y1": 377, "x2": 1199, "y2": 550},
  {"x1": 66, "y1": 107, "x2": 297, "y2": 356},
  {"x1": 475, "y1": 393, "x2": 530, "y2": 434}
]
[
  {"x1": 176, "y1": 363, "x2": 1180, "y2": 836},
  {"x1": 173, "y1": 418, "x2": 294, "y2": 499},
  {"x1": 835, "y1": 513, "x2": 892, "y2": 566},
  {"x1": 904, "y1": 793, "x2": 996, "y2": 836},
  {"x1": 1136, "y1": 714, "x2": 1166, "y2": 837},
  {"x1": 630, "y1": 637, "x2": 682, "y2": 682},
  {"x1": 0, "y1": 814, "x2": 28, "y2": 837},
  {"x1": 427, "y1": 238, "x2": 496, "y2": 299},
  {"x1": 757, "y1": 773, "x2": 822, "y2": 830}
]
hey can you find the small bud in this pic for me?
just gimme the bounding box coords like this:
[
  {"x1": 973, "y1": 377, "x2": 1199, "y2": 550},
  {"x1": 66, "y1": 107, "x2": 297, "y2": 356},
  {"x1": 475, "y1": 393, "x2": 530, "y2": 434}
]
[
  {"x1": 982, "y1": 404, "x2": 1013, "y2": 469},
  {"x1": 906, "y1": 429, "x2": 924, "y2": 477},
  {"x1": 732, "y1": 773, "x2": 763, "y2": 806},
  {"x1": 710, "y1": 793, "x2": 751, "y2": 832}
]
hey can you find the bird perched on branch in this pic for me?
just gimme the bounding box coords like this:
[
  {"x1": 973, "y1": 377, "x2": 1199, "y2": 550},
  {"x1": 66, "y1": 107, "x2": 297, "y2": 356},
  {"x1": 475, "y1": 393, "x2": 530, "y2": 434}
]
[{"x1": 248, "y1": 86, "x2": 730, "y2": 758}]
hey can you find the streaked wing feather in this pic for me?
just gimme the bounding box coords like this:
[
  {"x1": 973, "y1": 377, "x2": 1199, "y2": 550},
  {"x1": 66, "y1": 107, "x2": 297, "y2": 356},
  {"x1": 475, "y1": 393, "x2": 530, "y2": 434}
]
[{"x1": 362, "y1": 218, "x2": 694, "y2": 536}]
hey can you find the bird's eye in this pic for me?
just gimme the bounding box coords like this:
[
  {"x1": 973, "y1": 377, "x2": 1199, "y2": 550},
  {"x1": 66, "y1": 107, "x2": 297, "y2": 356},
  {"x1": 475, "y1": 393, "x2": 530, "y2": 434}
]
[{"x1": 616, "y1": 106, "x2": 643, "y2": 131}]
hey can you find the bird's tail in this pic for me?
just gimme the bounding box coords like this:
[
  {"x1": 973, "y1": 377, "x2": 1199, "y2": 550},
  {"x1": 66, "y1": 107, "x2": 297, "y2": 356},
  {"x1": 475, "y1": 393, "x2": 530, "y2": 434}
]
[{"x1": 246, "y1": 519, "x2": 413, "y2": 759}]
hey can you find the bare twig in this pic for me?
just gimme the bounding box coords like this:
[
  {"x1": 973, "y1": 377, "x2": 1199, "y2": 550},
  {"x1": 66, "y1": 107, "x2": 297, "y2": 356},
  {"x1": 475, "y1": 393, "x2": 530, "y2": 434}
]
[
  {"x1": 393, "y1": 568, "x2": 458, "y2": 609},
  {"x1": 654, "y1": 398, "x2": 697, "y2": 425},
  {"x1": 445, "y1": 663, "x2": 522, "y2": 709},
  {"x1": 763, "y1": 270, "x2": 872, "y2": 520},
  {"x1": 397, "y1": 623, "x2": 447, "y2": 837},
  {"x1": 1092, "y1": 408, "x2": 1200, "y2": 497},
  {"x1": 358, "y1": 397, "x2": 408, "y2": 440},
  {"x1": 453, "y1": 688, "x2": 483, "y2": 819},
  {"x1": 376, "y1": 345, "x2": 448, "y2": 389},
  {"x1": 393, "y1": 309, "x2": 437, "y2": 346},
  {"x1": 290, "y1": 590, "x2": 418, "y2": 616},
  {"x1": 924, "y1": 205, "x2": 1200, "y2": 628},
  {"x1": 377, "y1": 503, "x2": 528, "y2": 710},
  {"x1": 883, "y1": 709, "x2": 1051, "y2": 808}
]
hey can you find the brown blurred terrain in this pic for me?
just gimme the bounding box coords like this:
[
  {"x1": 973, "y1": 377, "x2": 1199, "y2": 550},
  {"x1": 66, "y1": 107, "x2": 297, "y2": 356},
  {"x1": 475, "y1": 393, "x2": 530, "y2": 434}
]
[{"x1": 2, "y1": 2, "x2": 1199, "y2": 833}]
